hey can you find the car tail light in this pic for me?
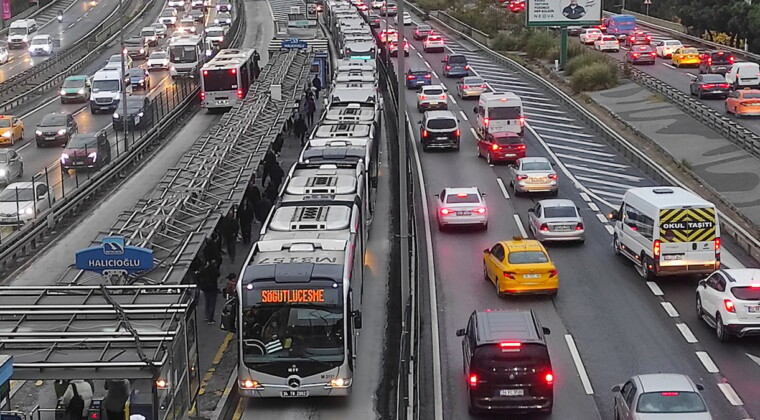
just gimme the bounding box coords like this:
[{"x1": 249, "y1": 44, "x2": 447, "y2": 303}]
[
  {"x1": 424, "y1": 74, "x2": 432, "y2": 78},
  {"x1": 422, "y1": 130, "x2": 428, "y2": 138},
  {"x1": 474, "y1": 207, "x2": 486, "y2": 214},
  {"x1": 548, "y1": 174, "x2": 558, "y2": 180},
  {"x1": 719, "y1": 83, "x2": 730, "y2": 88},
  {"x1": 679, "y1": 54, "x2": 684, "y2": 59},
  {"x1": 200, "y1": 91, "x2": 205, "y2": 100},
  {"x1": 481, "y1": 84, "x2": 488, "y2": 89},
  {"x1": 702, "y1": 83, "x2": 716, "y2": 88},
  {"x1": 518, "y1": 116, "x2": 526, "y2": 126},
  {"x1": 503, "y1": 271, "x2": 516, "y2": 279},
  {"x1": 650, "y1": 52, "x2": 656, "y2": 57},
  {"x1": 440, "y1": 208, "x2": 451, "y2": 215},
  {"x1": 500, "y1": 342, "x2": 521, "y2": 348},
  {"x1": 653, "y1": 239, "x2": 661, "y2": 260},
  {"x1": 483, "y1": 118, "x2": 489, "y2": 126},
  {"x1": 464, "y1": 64, "x2": 470, "y2": 70},
  {"x1": 516, "y1": 174, "x2": 528, "y2": 180},
  {"x1": 540, "y1": 223, "x2": 549, "y2": 231},
  {"x1": 646, "y1": 36, "x2": 651, "y2": 41},
  {"x1": 549, "y1": 269, "x2": 558, "y2": 277},
  {"x1": 445, "y1": 65, "x2": 451, "y2": 70},
  {"x1": 462, "y1": 85, "x2": 469, "y2": 89},
  {"x1": 420, "y1": 94, "x2": 427, "y2": 100},
  {"x1": 469, "y1": 374, "x2": 478, "y2": 388},
  {"x1": 632, "y1": 53, "x2": 640, "y2": 58},
  {"x1": 230, "y1": 68, "x2": 236, "y2": 74},
  {"x1": 750, "y1": 283, "x2": 760, "y2": 289},
  {"x1": 729, "y1": 56, "x2": 735, "y2": 63},
  {"x1": 707, "y1": 58, "x2": 712, "y2": 65},
  {"x1": 515, "y1": 144, "x2": 526, "y2": 150},
  {"x1": 491, "y1": 144, "x2": 499, "y2": 151},
  {"x1": 440, "y1": 94, "x2": 446, "y2": 99},
  {"x1": 576, "y1": 223, "x2": 584, "y2": 230},
  {"x1": 237, "y1": 89, "x2": 243, "y2": 99},
  {"x1": 202, "y1": 70, "x2": 208, "y2": 76},
  {"x1": 455, "y1": 129, "x2": 460, "y2": 137},
  {"x1": 661, "y1": 392, "x2": 679, "y2": 396},
  {"x1": 724, "y1": 299, "x2": 736, "y2": 313},
  {"x1": 545, "y1": 373, "x2": 554, "y2": 384},
  {"x1": 715, "y1": 237, "x2": 721, "y2": 261},
  {"x1": 407, "y1": 75, "x2": 415, "y2": 80}
]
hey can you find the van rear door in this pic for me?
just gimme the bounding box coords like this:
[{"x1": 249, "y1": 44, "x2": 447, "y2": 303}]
[
  {"x1": 658, "y1": 206, "x2": 718, "y2": 267},
  {"x1": 471, "y1": 343, "x2": 553, "y2": 403},
  {"x1": 487, "y1": 105, "x2": 523, "y2": 134}
]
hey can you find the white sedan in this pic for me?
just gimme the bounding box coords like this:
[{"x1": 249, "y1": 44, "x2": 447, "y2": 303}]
[
  {"x1": 696, "y1": 268, "x2": 760, "y2": 341},
  {"x1": 0, "y1": 182, "x2": 53, "y2": 225},
  {"x1": 147, "y1": 51, "x2": 170, "y2": 70},
  {"x1": 371, "y1": 0, "x2": 384, "y2": 8},
  {"x1": 395, "y1": 11, "x2": 412, "y2": 26},
  {"x1": 434, "y1": 187, "x2": 488, "y2": 230},
  {"x1": 579, "y1": 28, "x2": 602, "y2": 44},
  {"x1": 594, "y1": 35, "x2": 620, "y2": 52},
  {"x1": 655, "y1": 40, "x2": 683, "y2": 58}
]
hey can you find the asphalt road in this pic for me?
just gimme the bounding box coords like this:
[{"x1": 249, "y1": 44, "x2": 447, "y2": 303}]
[
  {"x1": 0, "y1": 0, "x2": 121, "y2": 83},
  {"x1": 384, "y1": 12, "x2": 760, "y2": 420}
]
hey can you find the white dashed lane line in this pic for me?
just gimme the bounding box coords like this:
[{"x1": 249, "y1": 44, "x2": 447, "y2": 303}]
[
  {"x1": 595, "y1": 213, "x2": 608, "y2": 224},
  {"x1": 588, "y1": 202, "x2": 599, "y2": 212},
  {"x1": 564, "y1": 334, "x2": 595, "y2": 395},
  {"x1": 646, "y1": 281, "x2": 664, "y2": 296},
  {"x1": 513, "y1": 214, "x2": 528, "y2": 238},
  {"x1": 496, "y1": 178, "x2": 509, "y2": 199},
  {"x1": 432, "y1": 70, "x2": 439, "y2": 79},
  {"x1": 676, "y1": 323, "x2": 699, "y2": 344},
  {"x1": 718, "y1": 383, "x2": 744, "y2": 406},
  {"x1": 459, "y1": 110, "x2": 467, "y2": 121},
  {"x1": 660, "y1": 301, "x2": 679, "y2": 317},
  {"x1": 469, "y1": 127, "x2": 477, "y2": 139},
  {"x1": 449, "y1": 96, "x2": 457, "y2": 105},
  {"x1": 579, "y1": 192, "x2": 591, "y2": 202},
  {"x1": 605, "y1": 225, "x2": 614, "y2": 235},
  {"x1": 696, "y1": 351, "x2": 720, "y2": 373}
]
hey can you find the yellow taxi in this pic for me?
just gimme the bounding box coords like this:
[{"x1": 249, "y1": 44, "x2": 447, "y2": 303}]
[
  {"x1": 671, "y1": 47, "x2": 700, "y2": 68},
  {"x1": 0, "y1": 115, "x2": 23, "y2": 145},
  {"x1": 482, "y1": 236, "x2": 558, "y2": 296}
]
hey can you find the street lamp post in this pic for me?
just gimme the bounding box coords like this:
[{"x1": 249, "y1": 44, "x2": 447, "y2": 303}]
[{"x1": 119, "y1": 0, "x2": 129, "y2": 150}]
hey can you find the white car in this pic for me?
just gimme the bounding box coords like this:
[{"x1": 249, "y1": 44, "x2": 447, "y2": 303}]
[
  {"x1": 0, "y1": 182, "x2": 53, "y2": 225},
  {"x1": 697, "y1": 268, "x2": 760, "y2": 341},
  {"x1": 655, "y1": 40, "x2": 683, "y2": 58},
  {"x1": 527, "y1": 199, "x2": 585, "y2": 242},
  {"x1": 435, "y1": 187, "x2": 488, "y2": 230},
  {"x1": 151, "y1": 22, "x2": 168, "y2": 38},
  {"x1": 417, "y1": 84, "x2": 448, "y2": 112},
  {"x1": 179, "y1": 16, "x2": 197, "y2": 31},
  {"x1": 147, "y1": 51, "x2": 170, "y2": 70},
  {"x1": 214, "y1": 12, "x2": 232, "y2": 26},
  {"x1": 159, "y1": 9, "x2": 178, "y2": 26},
  {"x1": 0, "y1": 47, "x2": 8, "y2": 64},
  {"x1": 371, "y1": 0, "x2": 384, "y2": 8},
  {"x1": 594, "y1": 35, "x2": 620, "y2": 52},
  {"x1": 423, "y1": 33, "x2": 444, "y2": 52},
  {"x1": 28, "y1": 34, "x2": 53, "y2": 56},
  {"x1": 395, "y1": 11, "x2": 412, "y2": 26},
  {"x1": 167, "y1": 0, "x2": 185, "y2": 8},
  {"x1": 206, "y1": 26, "x2": 227, "y2": 44},
  {"x1": 579, "y1": 28, "x2": 602, "y2": 44}
]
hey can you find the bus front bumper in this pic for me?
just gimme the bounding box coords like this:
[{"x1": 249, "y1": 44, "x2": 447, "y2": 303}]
[{"x1": 239, "y1": 382, "x2": 352, "y2": 398}]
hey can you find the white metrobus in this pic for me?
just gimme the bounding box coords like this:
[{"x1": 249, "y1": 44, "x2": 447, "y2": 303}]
[{"x1": 200, "y1": 48, "x2": 257, "y2": 109}]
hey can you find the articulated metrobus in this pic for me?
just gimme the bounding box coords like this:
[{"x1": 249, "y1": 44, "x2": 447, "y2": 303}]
[{"x1": 200, "y1": 48, "x2": 257, "y2": 109}]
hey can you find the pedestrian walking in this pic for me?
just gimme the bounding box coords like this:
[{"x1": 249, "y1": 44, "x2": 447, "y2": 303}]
[
  {"x1": 60, "y1": 379, "x2": 93, "y2": 420},
  {"x1": 203, "y1": 235, "x2": 222, "y2": 268},
  {"x1": 224, "y1": 273, "x2": 239, "y2": 299},
  {"x1": 269, "y1": 161, "x2": 284, "y2": 191},
  {"x1": 264, "y1": 181, "x2": 279, "y2": 203},
  {"x1": 221, "y1": 207, "x2": 239, "y2": 263},
  {"x1": 199, "y1": 261, "x2": 220, "y2": 324},
  {"x1": 306, "y1": 97, "x2": 316, "y2": 126},
  {"x1": 255, "y1": 197, "x2": 273, "y2": 224},
  {"x1": 244, "y1": 181, "x2": 261, "y2": 208},
  {"x1": 261, "y1": 149, "x2": 277, "y2": 186},
  {"x1": 312, "y1": 75, "x2": 322, "y2": 99},
  {"x1": 237, "y1": 200, "x2": 255, "y2": 245},
  {"x1": 103, "y1": 379, "x2": 130, "y2": 420},
  {"x1": 273, "y1": 133, "x2": 284, "y2": 156},
  {"x1": 294, "y1": 114, "x2": 308, "y2": 146}
]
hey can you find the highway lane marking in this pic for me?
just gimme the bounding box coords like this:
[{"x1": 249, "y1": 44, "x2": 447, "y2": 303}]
[
  {"x1": 496, "y1": 177, "x2": 509, "y2": 199},
  {"x1": 579, "y1": 192, "x2": 591, "y2": 202},
  {"x1": 605, "y1": 225, "x2": 614, "y2": 235},
  {"x1": 459, "y1": 110, "x2": 467, "y2": 121},
  {"x1": 449, "y1": 96, "x2": 456, "y2": 105},
  {"x1": 695, "y1": 351, "x2": 720, "y2": 373},
  {"x1": 588, "y1": 202, "x2": 599, "y2": 212},
  {"x1": 546, "y1": 143, "x2": 615, "y2": 157},
  {"x1": 526, "y1": 119, "x2": 584, "y2": 130},
  {"x1": 469, "y1": 127, "x2": 477, "y2": 139},
  {"x1": 717, "y1": 382, "x2": 744, "y2": 406},
  {"x1": 231, "y1": 398, "x2": 245, "y2": 420},
  {"x1": 67, "y1": 23, "x2": 76, "y2": 28},
  {"x1": 660, "y1": 301, "x2": 679, "y2": 317},
  {"x1": 588, "y1": 188, "x2": 623, "y2": 200},
  {"x1": 513, "y1": 214, "x2": 528, "y2": 238},
  {"x1": 539, "y1": 135, "x2": 606, "y2": 148},
  {"x1": 406, "y1": 117, "x2": 444, "y2": 420},
  {"x1": 555, "y1": 153, "x2": 630, "y2": 169},
  {"x1": 662, "y1": 63, "x2": 676, "y2": 69},
  {"x1": 564, "y1": 334, "x2": 594, "y2": 395},
  {"x1": 675, "y1": 322, "x2": 698, "y2": 343},
  {"x1": 747, "y1": 352, "x2": 760, "y2": 367},
  {"x1": 568, "y1": 165, "x2": 643, "y2": 181},
  {"x1": 424, "y1": 61, "x2": 431, "y2": 69},
  {"x1": 431, "y1": 70, "x2": 439, "y2": 79},
  {"x1": 575, "y1": 176, "x2": 636, "y2": 190},
  {"x1": 646, "y1": 281, "x2": 664, "y2": 296},
  {"x1": 595, "y1": 213, "x2": 607, "y2": 224},
  {"x1": 416, "y1": 51, "x2": 422, "y2": 59}
]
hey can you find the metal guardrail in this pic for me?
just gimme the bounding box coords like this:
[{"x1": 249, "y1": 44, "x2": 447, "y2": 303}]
[
  {"x1": 405, "y1": 2, "x2": 760, "y2": 260},
  {"x1": 0, "y1": 0, "x2": 143, "y2": 110},
  {"x1": 0, "y1": 0, "x2": 247, "y2": 275}
]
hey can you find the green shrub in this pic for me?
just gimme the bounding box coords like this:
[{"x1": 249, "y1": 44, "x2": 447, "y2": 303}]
[
  {"x1": 416, "y1": 0, "x2": 446, "y2": 12},
  {"x1": 491, "y1": 32, "x2": 527, "y2": 51},
  {"x1": 568, "y1": 41, "x2": 586, "y2": 58},
  {"x1": 564, "y1": 52, "x2": 609, "y2": 76},
  {"x1": 525, "y1": 31, "x2": 556, "y2": 59},
  {"x1": 570, "y1": 61, "x2": 619, "y2": 92}
]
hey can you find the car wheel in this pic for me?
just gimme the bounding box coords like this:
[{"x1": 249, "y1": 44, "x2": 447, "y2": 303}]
[
  {"x1": 483, "y1": 264, "x2": 489, "y2": 281},
  {"x1": 696, "y1": 294, "x2": 704, "y2": 319},
  {"x1": 716, "y1": 314, "x2": 730, "y2": 342},
  {"x1": 613, "y1": 234, "x2": 622, "y2": 255},
  {"x1": 725, "y1": 104, "x2": 731, "y2": 115},
  {"x1": 486, "y1": 152, "x2": 493, "y2": 165},
  {"x1": 638, "y1": 254, "x2": 655, "y2": 280},
  {"x1": 512, "y1": 182, "x2": 520, "y2": 197}
]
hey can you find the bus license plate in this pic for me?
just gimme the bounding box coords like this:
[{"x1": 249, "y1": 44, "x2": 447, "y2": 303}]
[
  {"x1": 500, "y1": 389, "x2": 524, "y2": 396},
  {"x1": 215, "y1": 100, "x2": 230, "y2": 105},
  {"x1": 664, "y1": 254, "x2": 684, "y2": 260},
  {"x1": 281, "y1": 390, "x2": 309, "y2": 397},
  {"x1": 748, "y1": 306, "x2": 759, "y2": 313}
]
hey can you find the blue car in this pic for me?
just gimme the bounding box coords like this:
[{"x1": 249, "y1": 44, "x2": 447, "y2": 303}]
[
  {"x1": 442, "y1": 54, "x2": 469, "y2": 78},
  {"x1": 406, "y1": 68, "x2": 432, "y2": 89}
]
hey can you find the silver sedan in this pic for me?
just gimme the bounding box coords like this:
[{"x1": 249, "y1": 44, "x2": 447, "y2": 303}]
[
  {"x1": 455, "y1": 76, "x2": 487, "y2": 99},
  {"x1": 508, "y1": 157, "x2": 558, "y2": 196},
  {"x1": 0, "y1": 149, "x2": 23, "y2": 185},
  {"x1": 527, "y1": 199, "x2": 584, "y2": 242},
  {"x1": 612, "y1": 374, "x2": 712, "y2": 420}
]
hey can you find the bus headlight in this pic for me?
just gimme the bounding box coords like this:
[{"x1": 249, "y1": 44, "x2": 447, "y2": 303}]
[
  {"x1": 328, "y1": 378, "x2": 350, "y2": 388},
  {"x1": 239, "y1": 379, "x2": 260, "y2": 389},
  {"x1": 0, "y1": 169, "x2": 6, "y2": 177}
]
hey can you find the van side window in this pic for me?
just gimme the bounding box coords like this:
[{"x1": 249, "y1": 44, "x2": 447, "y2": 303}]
[{"x1": 623, "y1": 204, "x2": 654, "y2": 240}]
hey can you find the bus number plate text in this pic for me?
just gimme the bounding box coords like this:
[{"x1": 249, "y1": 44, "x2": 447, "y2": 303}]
[{"x1": 281, "y1": 390, "x2": 309, "y2": 398}]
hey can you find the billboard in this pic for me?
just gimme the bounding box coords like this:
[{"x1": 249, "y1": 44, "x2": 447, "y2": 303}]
[
  {"x1": 1, "y1": 0, "x2": 10, "y2": 21},
  {"x1": 526, "y1": 0, "x2": 602, "y2": 27}
]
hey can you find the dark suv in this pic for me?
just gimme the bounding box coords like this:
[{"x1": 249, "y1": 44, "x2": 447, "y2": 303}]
[
  {"x1": 442, "y1": 54, "x2": 469, "y2": 78},
  {"x1": 419, "y1": 110, "x2": 460, "y2": 152},
  {"x1": 699, "y1": 50, "x2": 735, "y2": 75},
  {"x1": 124, "y1": 36, "x2": 149, "y2": 60},
  {"x1": 456, "y1": 309, "x2": 554, "y2": 415}
]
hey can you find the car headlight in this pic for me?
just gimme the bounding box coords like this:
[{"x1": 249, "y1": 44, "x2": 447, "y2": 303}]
[
  {"x1": 113, "y1": 112, "x2": 119, "y2": 118},
  {"x1": 57, "y1": 129, "x2": 66, "y2": 135},
  {"x1": 2, "y1": 132, "x2": 11, "y2": 138},
  {"x1": 35, "y1": 130, "x2": 42, "y2": 136},
  {"x1": 226, "y1": 18, "x2": 231, "y2": 23},
  {"x1": 60, "y1": 153, "x2": 69, "y2": 163},
  {"x1": 137, "y1": 112, "x2": 144, "y2": 117},
  {"x1": 0, "y1": 169, "x2": 6, "y2": 176},
  {"x1": 18, "y1": 208, "x2": 33, "y2": 215},
  {"x1": 59, "y1": 89, "x2": 65, "y2": 95},
  {"x1": 88, "y1": 152, "x2": 97, "y2": 161},
  {"x1": 77, "y1": 89, "x2": 85, "y2": 94},
  {"x1": 43, "y1": 45, "x2": 51, "y2": 51},
  {"x1": 139, "y1": 48, "x2": 145, "y2": 53}
]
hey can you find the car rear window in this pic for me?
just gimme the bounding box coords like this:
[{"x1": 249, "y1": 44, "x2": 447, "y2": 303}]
[
  {"x1": 446, "y1": 193, "x2": 479, "y2": 204},
  {"x1": 710, "y1": 52, "x2": 733, "y2": 63},
  {"x1": 522, "y1": 162, "x2": 552, "y2": 171},
  {"x1": 473, "y1": 343, "x2": 550, "y2": 369},
  {"x1": 492, "y1": 135, "x2": 522, "y2": 145},
  {"x1": 427, "y1": 118, "x2": 457, "y2": 130},
  {"x1": 544, "y1": 206, "x2": 577, "y2": 218},
  {"x1": 508, "y1": 251, "x2": 549, "y2": 264},
  {"x1": 428, "y1": 36, "x2": 442, "y2": 41},
  {"x1": 741, "y1": 93, "x2": 760, "y2": 99},
  {"x1": 448, "y1": 55, "x2": 467, "y2": 64},
  {"x1": 411, "y1": 70, "x2": 429, "y2": 76},
  {"x1": 731, "y1": 286, "x2": 760, "y2": 300},
  {"x1": 489, "y1": 106, "x2": 521, "y2": 119},
  {"x1": 636, "y1": 392, "x2": 707, "y2": 413},
  {"x1": 423, "y1": 88, "x2": 443, "y2": 95},
  {"x1": 635, "y1": 46, "x2": 653, "y2": 52},
  {"x1": 700, "y1": 75, "x2": 725, "y2": 83}
]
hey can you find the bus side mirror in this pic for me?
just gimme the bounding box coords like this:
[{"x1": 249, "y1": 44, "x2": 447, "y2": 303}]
[
  {"x1": 456, "y1": 328, "x2": 465, "y2": 336},
  {"x1": 353, "y1": 310, "x2": 363, "y2": 329}
]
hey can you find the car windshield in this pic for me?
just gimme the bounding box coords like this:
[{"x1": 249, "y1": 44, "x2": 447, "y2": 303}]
[
  {"x1": 544, "y1": 206, "x2": 577, "y2": 218},
  {"x1": 150, "y1": 52, "x2": 167, "y2": 59},
  {"x1": 170, "y1": 46, "x2": 198, "y2": 63},
  {"x1": 445, "y1": 193, "x2": 479, "y2": 204},
  {"x1": 522, "y1": 161, "x2": 552, "y2": 171},
  {"x1": 427, "y1": 118, "x2": 457, "y2": 130},
  {"x1": 9, "y1": 28, "x2": 27, "y2": 36},
  {"x1": 636, "y1": 392, "x2": 707, "y2": 413},
  {"x1": 742, "y1": 92, "x2": 760, "y2": 99},
  {"x1": 126, "y1": 98, "x2": 146, "y2": 108},
  {"x1": 161, "y1": 10, "x2": 174, "y2": 16},
  {"x1": 128, "y1": 69, "x2": 145, "y2": 77},
  {"x1": 31, "y1": 38, "x2": 48, "y2": 45},
  {"x1": 0, "y1": 188, "x2": 34, "y2": 202},
  {"x1": 92, "y1": 80, "x2": 120, "y2": 92},
  {"x1": 701, "y1": 75, "x2": 725, "y2": 83},
  {"x1": 68, "y1": 136, "x2": 99, "y2": 149},
  {"x1": 448, "y1": 55, "x2": 467, "y2": 64},
  {"x1": 423, "y1": 88, "x2": 443, "y2": 95},
  {"x1": 635, "y1": 46, "x2": 652, "y2": 52},
  {"x1": 410, "y1": 70, "x2": 429, "y2": 75},
  {"x1": 731, "y1": 286, "x2": 760, "y2": 300},
  {"x1": 508, "y1": 251, "x2": 549, "y2": 264},
  {"x1": 62, "y1": 78, "x2": 85, "y2": 88},
  {"x1": 463, "y1": 77, "x2": 484, "y2": 85},
  {"x1": 207, "y1": 29, "x2": 224, "y2": 37},
  {"x1": 665, "y1": 41, "x2": 681, "y2": 45},
  {"x1": 417, "y1": 25, "x2": 431, "y2": 31},
  {"x1": 602, "y1": 36, "x2": 616, "y2": 41},
  {"x1": 40, "y1": 115, "x2": 67, "y2": 126},
  {"x1": 125, "y1": 39, "x2": 142, "y2": 46},
  {"x1": 142, "y1": 29, "x2": 156, "y2": 36},
  {"x1": 0, "y1": 120, "x2": 10, "y2": 128},
  {"x1": 682, "y1": 48, "x2": 698, "y2": 54}
]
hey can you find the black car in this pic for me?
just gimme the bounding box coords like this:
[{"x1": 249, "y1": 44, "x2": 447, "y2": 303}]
[
  {"x1": 367, "y1": 13, "x2": 381, "y2": 28},
  {"x1": 124, "y1": 36, "x2": 149, "y2": 60},
  {"x1": 61, "y1": 131, "x2": 111, "y2": 171},
  {"x1": 35, "y1": 112, "x2": 78, "y2": 147},
  {"x1": 699, "y1": 50, "x2": 735, "y2": 75},
  {"x1": 456, "y1": 309, "x2": 553, "y2": 415},
  {"x1": 112, "y1": 95, "x2": 154, "y2": 130},
  {"x1": 128, "y1": 68, "x2": 151, "y2": 91},
  {"x1": 690, "y1": 73, "x2": 731, "y2": 99},
  {"x1": 189, "y1": 8, "x2": 205, "y2": 22}
]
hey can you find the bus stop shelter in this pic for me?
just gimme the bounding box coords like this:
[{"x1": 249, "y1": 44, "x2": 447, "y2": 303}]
[{"x1": 0, "y1": 285, "x2": 199, "y2": 420}]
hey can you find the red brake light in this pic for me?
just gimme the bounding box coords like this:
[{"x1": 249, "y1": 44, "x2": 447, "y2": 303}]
[
  {"x1": 446, "y1": 65, "x2": 450, "y2": 70},
  {"x1": 455, "y1": 129, "x2": 460, "y2": 137},
  {"x1": 750, "y1": 283, "x2": 760, "y2": 289},
  {"x1": 575, "y1": 223, "x2": 584, "y2": 230},
  {"x1": 465, "y1": 64, "x2": 470, "y2": 70},
  {"x1": 503, "y1": 271, "x2": 516, "y2": 279},
  {"x1": 632, "y1": 53, "x2": 640, "y2": 58},
  {"x1": 237, "y1": 89, "x2": 243, "y2": 99},
  {"x1": 719, "y1": 83, "x2": 730, "y2": 88},
  {"x1": 545, "y1": 373, "x2": 554, "y2": 384},
  {"x1": 203, "y1": 70, "x2": 208, "y2": 76},
  {"x1": 549, "y1": 269, "x2": 558, "y2": 277},
  {"x1": 440, "y1": 94, "x2": 446, "y2": 99},
  {"x1": 481, "y1": 84, "x2": 487, "y2": 88},
  {"x1": 456, "y1": 193, "x2": 468, "y2": 197},
  {"x1": 475, "y1": 207, "x2": 486, "y2": 214},
  {"x1": 407, "y1": 75, "x2": 415, "y2": 80},
  {"x1": 516, "y1": 174, "x2": 528, "y2": 180},
  {"x1": 548, "y1": 173, "x2": 558, "y2": 180},
  {"x1": 515, "y1": 144, "x2": 525, "y2": 150},
  {"x1": 483, "y1": 118, "x2": 489, "y2": 126},
  {"x1": 200, "y1": 91, "x2": 205, "y2": 100},
  {"x1": 661, "y1": 392, "x2": 679, "y2": 397},
  {"x1": 729, "y1": 56, "x2": 735, "y2": 63},
  {"x1": 424, "y1": 74, "x2": 432, "y2": 78},
  {"x1": 440, "y1": 208, "x2": 451, "y2": 215},
  {"x1": 702, "y1": 83, "x2": 716, "y2": 88},
  {"x1": 462, "y1": 85, "x2": 469, "y2": 89},
  {"x1": 539, "y1": 223, "x2": 549, "y2": 231},
  {"x1": 420, "y1": 94, "x2": 427, "y2": 100},
  {"x1": 500, "y1": 342, "x2": 521, "y2": 348},
  {"x1": 724, "y1": 299, "x2": 736, "y2": 313},
  {"x1": 469, "y1": 374, "x2": 478, "y2": 387},
  {"x1": 715, "y1": 237, "x2": 721, "y2": 252},
  {"x1": 230, "y1": 68, "x2": 236, "y2": 74},
  {"x1": 422, "y1": 129, "x2": 428, "y2": 138},
  {"x1": 491, "y1": 144, "x2": 499, "y2": 151},
  {"x1": 650, "y1": 52, "x2": 656, "y2": 57},
  {"x1": 653, "y1": 239, "x2": 661, "y2": 258},
  {"x1": 518, "y1": 116, "x2": 526, "y2": 125}
]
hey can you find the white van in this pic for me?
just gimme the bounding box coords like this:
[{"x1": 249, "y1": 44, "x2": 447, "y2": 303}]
[
  {"x1": 725, "y1": 62, "x2": 760, "y2": 88},
  {"x1": 7, "y1": 19, "x2": 38, "y2": 49},
  {"x1": 608, "y1": 187, "x2": 720, "y2": 279},
  {"x1": 474, "y1": 92, "x2": 524, "y2": 137},
  {"x1": 89, "y1": 69, "x2": 131, "y2": 114}
]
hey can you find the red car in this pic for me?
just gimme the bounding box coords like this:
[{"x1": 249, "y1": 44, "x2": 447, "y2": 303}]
[
  {"x1": 506, "y1": 0, "x2": 525, "y2": 12},
  {"x1": 477, "y1": 132, "x2": 525, "y2": 164}
]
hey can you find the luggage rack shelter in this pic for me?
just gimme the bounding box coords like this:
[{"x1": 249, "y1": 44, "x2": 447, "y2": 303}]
[{"x1": 0, "y1": 285, "x2": 200, "y2": 420}]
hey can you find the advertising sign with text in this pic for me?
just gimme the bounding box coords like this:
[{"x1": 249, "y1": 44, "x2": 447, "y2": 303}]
[{"x1": 527, "y1": 0, "x2": 601, "y2": 27}]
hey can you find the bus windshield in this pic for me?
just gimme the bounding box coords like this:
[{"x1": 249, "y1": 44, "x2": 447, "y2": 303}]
[
  {"x1": 203, "y1": 69, "x2": 239, "y2": 91},
  {"x1": 170, "y1": 45, "x2": 199, "y2": 63}
]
